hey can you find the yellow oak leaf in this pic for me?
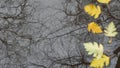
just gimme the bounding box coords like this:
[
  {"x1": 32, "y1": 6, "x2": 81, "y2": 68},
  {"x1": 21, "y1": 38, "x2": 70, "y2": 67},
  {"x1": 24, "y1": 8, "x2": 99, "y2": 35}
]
[
  {"x1": 97, "y1": 0, "x2": 111, "y2": 4},
  {"x1": 84, "y1": 4, "x2": 101, "y2": 19},
  {"x1": 90, "y1": 55, "x2": 110, "y2": 68},
  {"x1": 83, "y1": 42, "x2": 103, "y2": 59},
  {"x1": 88, "y1": 22, "x2": 102, "y2": 33},
  {"x1": 104, "y1": 22, "x2": 118, "y2": 37}
]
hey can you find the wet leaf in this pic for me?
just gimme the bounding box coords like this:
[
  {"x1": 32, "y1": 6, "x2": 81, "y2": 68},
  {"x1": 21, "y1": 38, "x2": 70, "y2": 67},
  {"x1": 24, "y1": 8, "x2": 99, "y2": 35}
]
[
  {"x1": 88, "y1": 22, "x2": 102, "y2": 33},
  {"x1": 84, "y1": 42, "x2": 103, "y2": 59},
  {"x1": 90, "y1": 55, "x2": 110, "y2": 68},
  {"x1": 104, "y1": 22, "x2": 118, "y2": 37},
  {"x1": 97, "y1": 0, "x2": 111, "y2": 4},
  {"x1": 84, "y1": 4, "x2": 101, "y2": 19}
]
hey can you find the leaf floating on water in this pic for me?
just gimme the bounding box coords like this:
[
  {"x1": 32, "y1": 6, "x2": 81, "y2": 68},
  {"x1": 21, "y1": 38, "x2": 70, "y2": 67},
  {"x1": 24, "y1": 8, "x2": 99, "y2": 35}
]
[{"x1": 84, "y1": 42, "x2": 103, "y2": 59}]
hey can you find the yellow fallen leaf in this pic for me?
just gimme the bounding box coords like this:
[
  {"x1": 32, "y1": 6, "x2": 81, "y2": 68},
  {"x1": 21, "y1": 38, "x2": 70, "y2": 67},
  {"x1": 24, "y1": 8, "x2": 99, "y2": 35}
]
[
  {"x1": 104, "y1": 22, "x2": 118, "y2": 37},
  {"x1": 84, "y1": 42, "x2": 103, "y2": 59},
  {"x1": 90, "y1": 55, "x2": 110, "y2": 68},
  {"x1": 97, "y1": 0, "x2": 111, "y2": 4},
  {"x1": 88, "y1": 22, "x2": 102, "y2": 33},
  {"x1": 84, "y1": 4, "x2": 101, "y2": 19}
]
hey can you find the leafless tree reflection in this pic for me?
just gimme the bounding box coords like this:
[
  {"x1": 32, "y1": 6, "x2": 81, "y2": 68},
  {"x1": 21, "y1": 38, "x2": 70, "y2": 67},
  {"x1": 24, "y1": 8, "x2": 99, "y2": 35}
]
[{"x1": 0, "y1": 0, "x2": 120, "y2": 68}]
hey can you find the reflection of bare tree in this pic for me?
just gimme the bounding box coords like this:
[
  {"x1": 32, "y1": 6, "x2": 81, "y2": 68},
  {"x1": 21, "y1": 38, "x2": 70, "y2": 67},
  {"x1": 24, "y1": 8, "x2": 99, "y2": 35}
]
[
  {"x1": 0, "y1": 0, "x2": 35, "y2": 68},
  {"x1": 39, "y1": 0, "x2": 120, "y2": 68},
  {"x1": 0, "y1": 0, "x2": 120, "y2": 68}
]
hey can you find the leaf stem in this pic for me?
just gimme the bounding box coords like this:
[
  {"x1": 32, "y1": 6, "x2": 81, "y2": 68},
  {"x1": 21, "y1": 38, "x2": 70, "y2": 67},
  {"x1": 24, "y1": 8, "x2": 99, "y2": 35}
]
[{"x1": 108, "y1": 37, "x2": 112, "y2": 44}]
